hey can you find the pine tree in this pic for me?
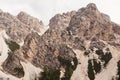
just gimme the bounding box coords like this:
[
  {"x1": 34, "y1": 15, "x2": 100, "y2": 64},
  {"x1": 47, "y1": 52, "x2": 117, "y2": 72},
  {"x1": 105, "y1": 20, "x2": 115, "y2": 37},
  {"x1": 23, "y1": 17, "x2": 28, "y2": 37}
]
[{"x1": 88, "y1": 60, "x2": 95, "y2": 80}]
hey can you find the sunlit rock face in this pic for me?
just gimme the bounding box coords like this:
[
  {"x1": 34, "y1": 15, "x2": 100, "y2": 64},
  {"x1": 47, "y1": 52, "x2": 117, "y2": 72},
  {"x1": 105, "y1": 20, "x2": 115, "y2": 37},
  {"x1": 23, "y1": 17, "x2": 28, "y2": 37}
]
[
  {"x1": 49, "y1": 11, "x2": 76, "y2": 30},
  {"x1": 0, "y1": 11, "x2": 45, "y2": 43},
  {"x1": 17, "y1": 11, "x2": 44, "y2": 33},
  {"x1": 68, "y1": 3, "x2": 115, "y2": 41}
]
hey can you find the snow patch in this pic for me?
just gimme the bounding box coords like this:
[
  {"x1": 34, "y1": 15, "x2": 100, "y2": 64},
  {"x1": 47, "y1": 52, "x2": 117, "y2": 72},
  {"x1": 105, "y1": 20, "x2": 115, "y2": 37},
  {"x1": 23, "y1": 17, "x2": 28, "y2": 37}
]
[
  {"x1": 21, "y1": 62, "x2": 43, "y2": 80},
  {"x1": 71, "y1": 49, "x2": 89, "y2": 80},
  {"x1": 0, "y1": 70, "x2": 21, "y2": 80},
  {"x1": 0, "y1": 30, "x2": 9, "y2": 66}
]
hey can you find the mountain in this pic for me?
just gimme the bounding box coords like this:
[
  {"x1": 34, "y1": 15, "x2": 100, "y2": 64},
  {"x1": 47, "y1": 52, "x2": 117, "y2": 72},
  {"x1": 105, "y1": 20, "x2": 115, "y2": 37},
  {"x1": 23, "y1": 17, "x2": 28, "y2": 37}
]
[
  {"x1": 0, "y1": 3, "x2": 120, "y2": 80},
  {"x1": 0, "y1": 10, "x2": 47, "y2": 43}
]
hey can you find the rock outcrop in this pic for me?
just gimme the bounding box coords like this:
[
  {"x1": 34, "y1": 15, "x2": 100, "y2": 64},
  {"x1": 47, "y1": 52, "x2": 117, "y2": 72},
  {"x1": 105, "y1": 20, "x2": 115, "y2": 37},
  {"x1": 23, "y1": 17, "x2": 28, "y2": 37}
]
[
  {"x1": 68, "y1": 3, "x2": 115, "y2": 41},
  {"x1": 49, "y1": 11, "x2": 76, "y2": 30},
  {"x1": 0, "y1": 11, "x2": 45, "y2": 43},
  {"x1": 17, "y1": 11, "x2": 44, "y2": 32}
]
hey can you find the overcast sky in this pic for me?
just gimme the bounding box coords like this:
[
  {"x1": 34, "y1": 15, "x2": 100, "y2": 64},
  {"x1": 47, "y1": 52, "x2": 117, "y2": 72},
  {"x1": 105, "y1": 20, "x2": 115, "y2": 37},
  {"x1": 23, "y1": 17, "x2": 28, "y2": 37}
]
[{"x1": 0, "y1": 0, "x2": 120, "y2": 25}]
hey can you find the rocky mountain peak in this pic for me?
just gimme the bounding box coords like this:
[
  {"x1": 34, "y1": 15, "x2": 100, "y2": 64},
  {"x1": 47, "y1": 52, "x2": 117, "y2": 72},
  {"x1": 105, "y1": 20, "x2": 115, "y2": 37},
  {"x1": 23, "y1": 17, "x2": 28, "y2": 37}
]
[
  {"x1": 49, "y1": 11, "x2": 76, "y2": 30},
  {"x1": 17, "y1": 11, "x2": 44, "y2": 32},
  {"x1": 68, "y1": 3, "x2": 115, "y2": 41},
  {"x1": 0, "y1": 10, "x2": 46, "y2": 43},
  {"x1": 86, "y1": 3, "x2": 98, "y2": 10}
]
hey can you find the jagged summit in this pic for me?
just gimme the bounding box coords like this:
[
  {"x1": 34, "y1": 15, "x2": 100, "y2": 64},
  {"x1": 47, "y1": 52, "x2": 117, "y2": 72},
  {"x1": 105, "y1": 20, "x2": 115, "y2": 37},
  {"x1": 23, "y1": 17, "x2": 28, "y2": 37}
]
[
  {"x1": 49, "y1": 11, "x2": 76, "y2": 30},
  {"x1": 0, "y1": 10, "x2": 46, "y2": 43},
  {"x1": 68, "y1": 3, "x2": 114, "y2": 41},
  {"x1": 87, "y1": 3, "x2": 98, "y2": 10},
  {"x1": 0, "y1": 3, "x2": 120, "y2": 80},
  {"x1": 17, "y1": 11, "x2": 44, "y2": 32}
]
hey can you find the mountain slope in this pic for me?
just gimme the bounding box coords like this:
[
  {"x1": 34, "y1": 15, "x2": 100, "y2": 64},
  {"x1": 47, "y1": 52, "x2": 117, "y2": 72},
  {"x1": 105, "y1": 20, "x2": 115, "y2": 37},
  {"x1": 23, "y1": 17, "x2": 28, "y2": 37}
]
[{"x1": 0, "y1": 11, "x2": 47, "y2": 43}]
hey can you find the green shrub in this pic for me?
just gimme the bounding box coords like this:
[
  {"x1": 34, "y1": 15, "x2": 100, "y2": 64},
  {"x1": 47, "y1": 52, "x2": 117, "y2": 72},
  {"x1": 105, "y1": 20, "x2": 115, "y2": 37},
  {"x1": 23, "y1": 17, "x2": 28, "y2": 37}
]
[
  {"x1": 93, "y1": 59, "x2": 101, "y2": 74},
  {"x1": 58, "y1": 56, "x2": 71, "y2": 67},
  {"x1": 88, "y1": 60, "x2": 95, "y2": 80},
  {"x1": 73, "y1": 57, "x2": 78, "y2": 70},
  {"x1": 58, "y1": 56, "x2": 78, "y2": 80},
  {"x1": 117, "y1": 60, "x2": 120, "y2": 80},
  {"x1": 39, "y1": 68, "x2": 60, "y2": 80},
  {"x1": 5, "y1": 40, "x2": 20, "y2": 52},
  {"x1": 102, "y1": 52, "x2": 112, "y2": 67},
  {"x1": 39, "y1": 56, "x2": 78, "y2": 80},
  {"x1": 95, "y1": 49, "x2": 112, "y2": 67},
  {"x1": 95, "y1": 49, "x2": 104, "y2": 56},
  {"x1": 61, "y1": 67, "x2": 74, "y2": 80}
]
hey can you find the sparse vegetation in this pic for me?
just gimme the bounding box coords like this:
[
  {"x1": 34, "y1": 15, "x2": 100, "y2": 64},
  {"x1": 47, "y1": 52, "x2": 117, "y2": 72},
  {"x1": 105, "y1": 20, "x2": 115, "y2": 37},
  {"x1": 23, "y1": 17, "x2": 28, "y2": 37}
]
[
  {"x1": 95, "y1": 49, "x2": 112, "y2": 67},
  {"x1": 58, "y1": 56, "x2": 78, "y2": 80},
  {"x1": 39, "y1": 56, "x2": 78, "y2": 80},
  {"x1": 88, "y1": 59, "x2": 95, "y2": 80},
  {"x1": 93, "y1": 59, "x2": 101, "y2": 74},
  {"x1": 73, "y1": 57, "x2": 78, "y2": 70},
  {"x1": 117, "y1": 60, "x2": 120, "y2": 80},
  {"x1": 102, "y1": 52, "x2": 112, "y2": 67},
  {"x1": 95, "y1": 49, "x2": 104, "y2": 56},
  {"x1": 39, "y1": 68, "x2": 60, "y2": 80},
  {"x1": 5, "y1": 39, "x2": 20, "y2": 52},
  {"x1": 14, "y1": 67, "x2": 24, "y2": 78},
  {"x1": 4, "y1": 39, "x2": 24, "y2": 78}
]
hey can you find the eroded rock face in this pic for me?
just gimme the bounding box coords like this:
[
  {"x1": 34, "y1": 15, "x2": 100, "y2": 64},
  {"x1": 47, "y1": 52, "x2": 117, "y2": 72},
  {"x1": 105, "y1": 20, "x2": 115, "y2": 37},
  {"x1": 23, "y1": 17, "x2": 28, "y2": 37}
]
[
  {"x1": 32, "y1": 44, "x2": 76, "y2": 69},
  {"x1": 24, "y1": 32, "x2": 76, "y2": 69},
  {"x1": 4, "y1": 32, "x2": 76, "y2": 71},
  {"x1": 17, "y1": 11, "x2": 44, "y2": 32},
  {"x1": 2, "y1": 53, "x2": 24, "y2": 78},
  {"x1": 90, "y1": 38, "x2": 105, "y2": 49},
  {"x1": 49, "y1": 11, "x2": 76, "y2": 30},
  {"x1": 0, "y1": 11, "x2": 45, "y2": 43},
  {"x1": 112, "y1": 22, "x2": 120, "y2": 35},
  {"x1": 68, "y1": 3, "x2": 115, "y2": 41}
]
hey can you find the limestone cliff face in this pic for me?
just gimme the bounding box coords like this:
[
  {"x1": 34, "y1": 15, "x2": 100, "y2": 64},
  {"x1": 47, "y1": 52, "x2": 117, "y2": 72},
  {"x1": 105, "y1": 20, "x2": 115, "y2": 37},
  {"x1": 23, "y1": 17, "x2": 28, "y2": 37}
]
[
  {"x1": 17, "y1": 11, "x2": 44, "y2": 32},
  {"x1": 68, "y1": 3, "x2": 115, "y2": 41},
  {"x1": 1, "y1": 3, "x2": 120, "y2": 80},
  {"x1": 49, "y1": 11, "x2": 76, "y2": 30},
  {"x1": 0, "y1": 11, "x2": 45, "y2": 43}
]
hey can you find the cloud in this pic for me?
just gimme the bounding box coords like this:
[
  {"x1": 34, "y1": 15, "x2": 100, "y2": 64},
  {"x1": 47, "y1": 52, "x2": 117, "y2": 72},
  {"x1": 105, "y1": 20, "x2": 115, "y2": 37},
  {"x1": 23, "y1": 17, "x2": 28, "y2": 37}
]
[{"x1": 0, "y1": 0, "x2": 120, "y2": 25}]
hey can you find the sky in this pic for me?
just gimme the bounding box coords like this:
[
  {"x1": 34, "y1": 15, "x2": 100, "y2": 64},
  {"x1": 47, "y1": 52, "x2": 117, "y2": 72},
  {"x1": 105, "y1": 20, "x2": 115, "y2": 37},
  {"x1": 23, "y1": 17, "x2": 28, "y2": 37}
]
[{"x1": 0, "y1": 0, "x2": 120, "y2": 25}]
